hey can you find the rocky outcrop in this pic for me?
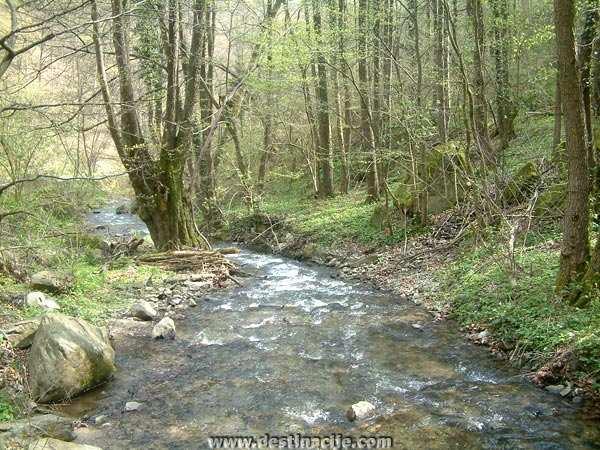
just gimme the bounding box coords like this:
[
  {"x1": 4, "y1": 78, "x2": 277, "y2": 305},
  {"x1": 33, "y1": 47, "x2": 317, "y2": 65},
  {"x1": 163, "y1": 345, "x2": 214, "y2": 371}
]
[
  {"x1": 30, "y1": 271, "x2": 74, "y2": 294},
  {"x1": 5, "y1": 318, "x2": 41, "y2": 349},
  {"x1": 28, "y1": 313, "x2": 116, "y2": 403}
]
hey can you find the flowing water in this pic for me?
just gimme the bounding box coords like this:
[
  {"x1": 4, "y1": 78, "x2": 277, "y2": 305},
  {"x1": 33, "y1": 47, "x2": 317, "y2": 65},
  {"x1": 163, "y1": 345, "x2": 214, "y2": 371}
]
[{"x1": 74, "y1": 208, "x2": 600, "y2": 449}]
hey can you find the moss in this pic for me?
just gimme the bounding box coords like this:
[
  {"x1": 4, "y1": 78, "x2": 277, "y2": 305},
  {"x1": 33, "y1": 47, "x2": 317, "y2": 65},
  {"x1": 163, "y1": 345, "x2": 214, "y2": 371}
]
[
  {"x1": 503, "y1": 161, "x2": 541, "y2": 205},
  {"x1": 534, "y1": 183, "x2": 566, "y2": 218}
]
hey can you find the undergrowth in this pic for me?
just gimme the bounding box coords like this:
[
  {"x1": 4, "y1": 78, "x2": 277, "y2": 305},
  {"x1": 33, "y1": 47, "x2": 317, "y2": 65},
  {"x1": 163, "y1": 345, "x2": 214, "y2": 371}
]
[{"x1": 436, "y1": 234, "x2": 600, "y2": 381}]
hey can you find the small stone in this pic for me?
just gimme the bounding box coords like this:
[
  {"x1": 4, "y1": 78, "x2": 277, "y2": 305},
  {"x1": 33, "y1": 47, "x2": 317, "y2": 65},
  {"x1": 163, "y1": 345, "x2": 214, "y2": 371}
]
[
  {"x1": 124, "y1": 401, "x2": 142, "y2": 412},
  {"x1": 411, "y1": 323, "x2": 424, "y2": 330},
  {"x1": 346, "y1": 401, "x2": 376, "y2": 422},
  {"x1": 184, "y1": 280, "x2": 210, "y2": 291},
  {"x1": 26, "y1": 292, "x2": 60, "y2": 310},
  {"x1": 188, "y1": 299, "x2": 197, "y2": 307},
  {"x1": 152, "y1": 317, "x2": 176, "y2": 340},
  {"x1": 94, "y1": 415, "x2": 108, "y2": 425},
  {"x1": 169, "y1": 297, "x2": 182, "y2": 306},
  {"x1": 100, "y1": 423, "x2": 111, "y2": 428},
  {"x1": 545, "y1": 385, "x2": 565, "y2": 395},
  {"x1": 129, "y1": 301, "x2": 157, "y2": 321}
]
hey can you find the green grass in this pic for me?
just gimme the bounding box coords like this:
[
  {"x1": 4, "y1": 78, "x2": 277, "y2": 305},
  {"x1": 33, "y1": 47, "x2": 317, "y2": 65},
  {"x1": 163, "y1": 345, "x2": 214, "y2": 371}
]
[
  {"x1": 227, "y1": 179, "x2": 424, "y2": 247},
  {"x1": 0, "y1": 180, "x2": 166, "y2": 326},
  {"x1": 436, "y1": 238, "x2": 600, "y2": 378},
  {"x1": 0, "y1": 395, "x2": 15, "y2": 423}
]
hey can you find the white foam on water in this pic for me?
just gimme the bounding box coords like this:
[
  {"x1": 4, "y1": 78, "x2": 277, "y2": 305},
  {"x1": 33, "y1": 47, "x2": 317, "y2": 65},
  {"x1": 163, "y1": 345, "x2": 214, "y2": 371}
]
[
  {"x1": 242, "y1": 316, "x2": 276, "y2": 329},
  {"x1": 283, "y1": 405, "x2": 330, "y2": 426}
]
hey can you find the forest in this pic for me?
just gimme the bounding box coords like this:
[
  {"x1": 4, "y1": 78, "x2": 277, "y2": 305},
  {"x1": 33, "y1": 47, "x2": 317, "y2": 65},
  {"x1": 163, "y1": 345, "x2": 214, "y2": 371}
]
[{"x1": 1, "y1": 0, "x2": 600, "y2": 448}]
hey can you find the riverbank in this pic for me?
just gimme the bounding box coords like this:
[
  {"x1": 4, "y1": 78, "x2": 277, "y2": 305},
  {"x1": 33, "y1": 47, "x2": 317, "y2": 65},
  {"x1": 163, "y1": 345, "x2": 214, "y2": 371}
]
[
  {"x1": 0, "y1": 190, "x2": 234, "y2": 434},
  {"x1": 225, "y1": 192, "x2": 600, "y2": 414}
]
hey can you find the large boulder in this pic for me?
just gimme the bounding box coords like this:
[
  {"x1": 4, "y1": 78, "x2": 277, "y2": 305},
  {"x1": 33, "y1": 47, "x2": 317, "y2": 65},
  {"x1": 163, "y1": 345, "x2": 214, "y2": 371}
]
[
  {"x1": 5, "y1": 318, "x2": 41, "y2": 349},
  {"x1": 30, "y1": 271, "x2": 74, "y2": 294},
  {"x1": 28, "y1": 313, "x2": 116, "y2": 403}
]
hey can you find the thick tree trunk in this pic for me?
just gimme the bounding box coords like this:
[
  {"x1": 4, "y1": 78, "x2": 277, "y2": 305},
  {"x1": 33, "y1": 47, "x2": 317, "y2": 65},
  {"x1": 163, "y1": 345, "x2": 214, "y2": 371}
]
[
  {"x1": 554, "y1": 0, "x2": 591, "y2": 296},
  {"x1": 92, "y1": 0, "x2": 204, "y2": 250}
]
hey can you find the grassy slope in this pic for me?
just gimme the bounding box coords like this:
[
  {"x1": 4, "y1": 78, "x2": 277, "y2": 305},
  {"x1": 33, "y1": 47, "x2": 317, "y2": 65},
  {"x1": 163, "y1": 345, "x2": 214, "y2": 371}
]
[{"x1": 227, "y1": 115, "x2": 600, "y2": 389}]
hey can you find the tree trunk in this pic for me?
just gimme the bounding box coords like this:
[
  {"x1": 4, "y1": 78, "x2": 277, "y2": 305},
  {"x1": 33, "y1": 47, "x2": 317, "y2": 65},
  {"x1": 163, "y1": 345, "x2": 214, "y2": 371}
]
[
  {"x1": 432, "y1": 0, "x2": 449, "y2": 143},
  {"x1": 578, "y1": 0, "x2": 598, "y2": 167},
  {"x1": 197, "y1": 3, "x2": 222, "y2": 228},
  {"x1": 358, "y1": 0, "x2": 379, "y2": 202},
  {"x1": 313, "y1": 0, "x2": 334, "y2": 197},
  {"x1": 554, "y1": 0, "x2": 591, "y2": 296},
  {"x1": 490, "y1": 0, "x2": 516, "y2": 150},
  {"x1": 467, "y1": 0, "x2": 495, "y2": 163},
  {"x1": 91, "y1": 0, "x2": 204, "y2": 250},
  {"x1": 337, "y1": 0, "x2": 352, "y2": 194},
  {"x1": 552, "y1": 71, "x2": 562, "y2": 153}
]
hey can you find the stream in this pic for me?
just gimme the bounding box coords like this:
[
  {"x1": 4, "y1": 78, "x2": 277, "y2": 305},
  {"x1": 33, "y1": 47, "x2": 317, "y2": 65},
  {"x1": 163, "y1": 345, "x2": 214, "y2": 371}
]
[{"x1": 72, "y1": 206, "x2": 600, "y2": 449}]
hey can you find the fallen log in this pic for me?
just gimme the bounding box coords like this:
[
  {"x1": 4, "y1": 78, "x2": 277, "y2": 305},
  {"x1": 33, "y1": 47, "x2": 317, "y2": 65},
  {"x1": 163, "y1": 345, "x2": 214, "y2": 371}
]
[{"x1": 136, "y1": 250, "x2": 235, "y2": 279}]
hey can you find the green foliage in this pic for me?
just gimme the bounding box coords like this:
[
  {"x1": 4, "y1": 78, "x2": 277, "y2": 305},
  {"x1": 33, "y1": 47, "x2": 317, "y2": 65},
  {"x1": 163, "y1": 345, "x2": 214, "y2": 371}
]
[
  {"x1": 227, "y1": 177, "x2": 423, "y2": 246},
  {"x1": 436, "y1": 239, "x2": 600, "y2": 378},
  {"x1": 0, "y1": 394, "x2": 15, "y2": 423}
]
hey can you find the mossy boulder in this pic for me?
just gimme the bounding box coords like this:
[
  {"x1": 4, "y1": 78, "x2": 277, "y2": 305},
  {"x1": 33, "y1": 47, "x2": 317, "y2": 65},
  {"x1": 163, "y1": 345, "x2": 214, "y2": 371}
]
[
  {"x1": 28, "y1": 313, "x2": 116, "y2": 403},
  {"x1": 534, "y1": 183, "x2": 566, "y2": 218},
  {"x1": 503, "y1": 162, "x2": 541, "y2": 205}
]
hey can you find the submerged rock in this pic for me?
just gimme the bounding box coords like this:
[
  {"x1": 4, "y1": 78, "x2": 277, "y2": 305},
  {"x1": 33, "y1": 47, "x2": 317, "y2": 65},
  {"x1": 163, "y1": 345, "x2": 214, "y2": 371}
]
[
  {"x1": 130, "y1": 301, "x2": 157, "y2": 321},
  {"x1": 28, "y1": 313, "x2": 116, "y2": 403},
  {"x1": 26, "y1": 291, "x2": 60, "y2": 310},
  {"x1": 30, "y1": 271, "x2": 74, "y2": 294},
  {"x1": 152, "y1": 317, "x2": 176, "y2": 340},
  {"x1": 5, "y1": 318, "x2": 41, "y2": 348},
  {"x1": 346, "y1": 401, "x2": 376, "y2": 421}
]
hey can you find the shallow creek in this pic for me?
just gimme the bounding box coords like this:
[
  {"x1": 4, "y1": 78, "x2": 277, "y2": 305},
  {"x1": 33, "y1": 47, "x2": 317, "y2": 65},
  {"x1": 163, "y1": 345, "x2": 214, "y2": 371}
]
[{"x1": 70, "y1": 208, "x2": 600, "y2": 449}]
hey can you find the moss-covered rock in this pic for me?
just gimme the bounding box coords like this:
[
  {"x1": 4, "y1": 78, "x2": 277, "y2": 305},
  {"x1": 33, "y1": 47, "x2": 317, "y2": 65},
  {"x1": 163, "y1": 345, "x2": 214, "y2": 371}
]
[
  {"x1": 28, "y1": 313, "x2": 116, "y2": 403},
  {"x1": 503, "y1": 162, "x2": 541, "y2": 205},
  {"x1": 534, "y1": 183, "x2": 566, "y2": 218}
]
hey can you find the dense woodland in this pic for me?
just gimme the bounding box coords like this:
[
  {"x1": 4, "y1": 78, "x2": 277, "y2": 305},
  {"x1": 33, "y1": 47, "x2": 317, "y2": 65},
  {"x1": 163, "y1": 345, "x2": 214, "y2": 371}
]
[{"x1": 2, "y1": 0, "x2": 600, "y2": 436}]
